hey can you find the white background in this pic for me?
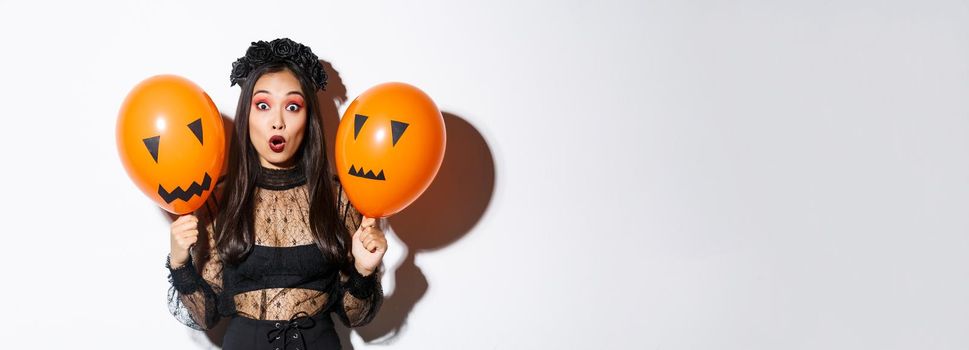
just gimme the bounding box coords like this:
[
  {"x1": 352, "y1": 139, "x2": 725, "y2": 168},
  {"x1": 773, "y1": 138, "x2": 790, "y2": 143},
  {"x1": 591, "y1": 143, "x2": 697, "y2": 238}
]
[{"x1": 1, "y1": 0, "x2": 968, "y2": 349}]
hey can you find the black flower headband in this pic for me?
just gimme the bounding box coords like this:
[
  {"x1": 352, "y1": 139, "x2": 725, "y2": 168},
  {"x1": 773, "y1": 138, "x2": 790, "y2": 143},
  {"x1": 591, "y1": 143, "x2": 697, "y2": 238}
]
[{"x1": 229, "y1": 38, "x2": 328, "y2": 91}]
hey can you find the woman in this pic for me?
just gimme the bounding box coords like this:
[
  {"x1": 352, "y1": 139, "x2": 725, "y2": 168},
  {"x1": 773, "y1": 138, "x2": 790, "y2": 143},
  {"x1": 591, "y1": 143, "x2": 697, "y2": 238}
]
[{"x1": 166, "y1": 38, "x2": 387, "y2": 350}]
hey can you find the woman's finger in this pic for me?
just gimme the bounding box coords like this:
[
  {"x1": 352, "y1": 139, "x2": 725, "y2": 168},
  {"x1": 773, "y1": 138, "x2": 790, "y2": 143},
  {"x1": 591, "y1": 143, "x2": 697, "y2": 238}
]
[
  {"x1": 180, "y1": 235, "x2": 198, "y2": 247},
  {"x1": 361, "y1": 216, "x2": 376, "y2": 228},
  {"x1": 179, "y1": 231, "x2": 198, "y2": 242},
  {"x1": 173, "y1": 220, "x2": 199, "y2": 233},
  {"x1": 179, "y1": 230, "x2": 197, "y2": 239},
  {"x1": 369, "y1": 236, "x2": 387, "y2": 253},
  {"x1": 359, "y1": 229, "x2": 374, "y2": 244},
  {"x1": 174, "y1": 214, "x2": 198, "y2": 226}
]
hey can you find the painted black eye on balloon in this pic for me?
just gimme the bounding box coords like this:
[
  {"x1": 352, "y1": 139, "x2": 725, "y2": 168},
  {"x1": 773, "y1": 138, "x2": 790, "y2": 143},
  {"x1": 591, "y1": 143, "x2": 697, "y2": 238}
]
[
  {"x1": 143, "y1": 135, "x2": 160, "y2": 163},
  {"x1": 391, "y1": 120, "x2": 408, "y2": 146},
  {"x1": 188, "y1": 118, "x2": 203, "y2": 145},
  {"x1": 354, "y1": 114, "x2": 368, "y2": 140}
]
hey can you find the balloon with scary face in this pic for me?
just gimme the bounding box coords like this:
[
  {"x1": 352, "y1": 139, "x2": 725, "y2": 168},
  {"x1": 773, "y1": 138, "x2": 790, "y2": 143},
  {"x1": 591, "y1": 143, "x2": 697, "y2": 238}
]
[
  {"x1": 335, "y1": 82, "x2": 446, "y2": 218},
  {"x1": 117, "y1": 75, "x2": 226, "y2": 215}
]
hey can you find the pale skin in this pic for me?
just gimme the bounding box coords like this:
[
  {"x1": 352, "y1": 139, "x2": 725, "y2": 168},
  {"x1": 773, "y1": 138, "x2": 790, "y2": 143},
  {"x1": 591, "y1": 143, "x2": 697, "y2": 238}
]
[{"x1": 169, "y1": 68, "x2": 388, "y2": 277}]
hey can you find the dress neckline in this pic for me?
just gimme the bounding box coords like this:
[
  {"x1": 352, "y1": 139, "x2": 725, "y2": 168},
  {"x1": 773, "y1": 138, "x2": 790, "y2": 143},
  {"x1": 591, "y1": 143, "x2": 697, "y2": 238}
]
[
  {"x1": 255, "y1": 163, "x2": 306, "y2": 190},
  {"x1": 253, "y1": 243, "x2": 316, "y2": 249}
]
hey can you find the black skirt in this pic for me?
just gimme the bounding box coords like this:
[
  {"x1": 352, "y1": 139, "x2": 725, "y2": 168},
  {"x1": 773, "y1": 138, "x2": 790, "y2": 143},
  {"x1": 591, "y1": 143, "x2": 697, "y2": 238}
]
[{"x1": 222, "y1": 311, "x2": 341, "y2": 350}]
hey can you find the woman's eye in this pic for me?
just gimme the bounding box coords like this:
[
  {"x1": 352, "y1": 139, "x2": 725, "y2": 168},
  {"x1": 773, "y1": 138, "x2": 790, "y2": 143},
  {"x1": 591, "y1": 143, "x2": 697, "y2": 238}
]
[
  {"x1": 256, "y1": 102, "x2": 269, "y2": 110},
  {"x1": 286, "y1": 103, "x2": 300, "y2": 112}
]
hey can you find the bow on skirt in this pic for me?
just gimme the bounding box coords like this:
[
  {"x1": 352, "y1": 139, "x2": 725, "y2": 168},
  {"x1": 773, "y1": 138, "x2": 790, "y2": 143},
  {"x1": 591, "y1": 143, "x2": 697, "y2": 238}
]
[{"x1": 266, "y1": 311, "x2": 316, "y2": 350}]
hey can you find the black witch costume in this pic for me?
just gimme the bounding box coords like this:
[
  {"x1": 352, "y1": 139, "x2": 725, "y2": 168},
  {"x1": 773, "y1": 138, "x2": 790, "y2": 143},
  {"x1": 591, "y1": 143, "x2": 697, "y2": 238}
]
[{"x1": 166, "y1": 38, "x2": 382, "y2": 350}]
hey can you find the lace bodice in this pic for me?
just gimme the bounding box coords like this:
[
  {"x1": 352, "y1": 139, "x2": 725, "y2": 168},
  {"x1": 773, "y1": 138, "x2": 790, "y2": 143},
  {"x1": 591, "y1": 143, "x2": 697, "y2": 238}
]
[{"x1": 166, "y1": 165, "x2": 382, "y2": 330}]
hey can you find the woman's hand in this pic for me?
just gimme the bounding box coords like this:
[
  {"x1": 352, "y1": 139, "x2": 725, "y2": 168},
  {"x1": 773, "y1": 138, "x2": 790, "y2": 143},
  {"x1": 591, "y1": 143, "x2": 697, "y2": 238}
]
[
  {"x1": 351, "y1": 216, "x2": 387, "y2": 276},
  {"x1": 169, "y1": 214, "x2": 199, "y2": 269}
]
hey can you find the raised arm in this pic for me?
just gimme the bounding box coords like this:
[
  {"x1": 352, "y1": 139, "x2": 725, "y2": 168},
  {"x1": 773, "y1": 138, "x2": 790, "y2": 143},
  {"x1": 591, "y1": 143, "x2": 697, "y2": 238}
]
[
  {"x1": 334, "y1": 178, "x2": 384, "y2": 327},
  {"x1": 166, "y1": 190, "x2": 224, "y2": 330}
]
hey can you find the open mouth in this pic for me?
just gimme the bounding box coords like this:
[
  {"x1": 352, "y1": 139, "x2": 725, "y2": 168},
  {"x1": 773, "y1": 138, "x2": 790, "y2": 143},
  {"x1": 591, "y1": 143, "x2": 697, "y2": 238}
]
[
  {"x1": 348, "y1": 165, "x2": 386, "y2": 181},
  {"x1": 158, "y1": 173, "x2": 212, "y2": 203},
  {"x1": 269, "y1": 135, "x2": 286, "y2": 153}
]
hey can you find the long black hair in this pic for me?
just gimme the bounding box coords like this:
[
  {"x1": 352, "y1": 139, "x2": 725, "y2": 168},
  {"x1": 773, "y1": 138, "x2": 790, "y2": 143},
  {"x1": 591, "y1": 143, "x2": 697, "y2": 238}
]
[{"x1": 215, "y1": 60, "x2": 349, "y2": 267}]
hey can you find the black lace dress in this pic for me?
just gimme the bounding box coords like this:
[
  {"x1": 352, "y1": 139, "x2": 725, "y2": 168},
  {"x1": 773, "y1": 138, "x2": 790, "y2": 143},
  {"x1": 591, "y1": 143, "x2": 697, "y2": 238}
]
[{"x1": 166, "y1": 165, "x2": 383, "y2": 350}]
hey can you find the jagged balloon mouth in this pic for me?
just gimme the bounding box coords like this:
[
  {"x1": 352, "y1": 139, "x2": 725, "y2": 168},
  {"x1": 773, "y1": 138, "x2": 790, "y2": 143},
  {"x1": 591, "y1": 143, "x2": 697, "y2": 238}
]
[
  {"x1": 348, "y1": 165, "x2": 386, "y2": 181},
  {"x1": 158, "y1": 173, "x2": 212, "y2": 203}
]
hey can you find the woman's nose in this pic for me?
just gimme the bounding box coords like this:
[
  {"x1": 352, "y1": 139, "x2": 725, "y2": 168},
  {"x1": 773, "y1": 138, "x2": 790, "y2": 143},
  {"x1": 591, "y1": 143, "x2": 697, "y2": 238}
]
[{"x1": 271, "y1": 111, "x2": 285, "y2": 130}]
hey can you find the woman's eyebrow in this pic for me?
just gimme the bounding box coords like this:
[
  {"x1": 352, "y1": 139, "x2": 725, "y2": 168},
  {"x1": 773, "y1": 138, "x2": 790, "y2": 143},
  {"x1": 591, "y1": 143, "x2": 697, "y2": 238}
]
[{"x1": 252, "y1": 90, "x2": 304, "y2": 97}]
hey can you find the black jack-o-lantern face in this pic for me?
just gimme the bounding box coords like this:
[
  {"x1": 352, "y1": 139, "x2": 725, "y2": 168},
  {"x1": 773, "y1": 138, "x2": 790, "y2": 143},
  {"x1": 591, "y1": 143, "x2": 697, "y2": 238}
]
[
  {"x1": 344, "y1": 113, "x2": 413, "y2": 181},
  {"x1": 334, "y1": 82, "x2": 446, "y2": 218},
  {"x1": 117, "y1": 75, "x2": 226, "y2": 215}
]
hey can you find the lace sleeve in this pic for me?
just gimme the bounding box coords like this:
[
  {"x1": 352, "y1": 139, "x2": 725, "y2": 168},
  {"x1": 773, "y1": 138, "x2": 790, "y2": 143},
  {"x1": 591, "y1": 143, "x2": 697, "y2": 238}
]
[
  {"x1": 166, "y1": 193, "x2": 224, "y2": 330},
  {"x1": 336, "y1": 266, "x2": 383, "y2": 327},
  {"x1": 332, "y1": 177, "x2": 384, "y2": 327}
]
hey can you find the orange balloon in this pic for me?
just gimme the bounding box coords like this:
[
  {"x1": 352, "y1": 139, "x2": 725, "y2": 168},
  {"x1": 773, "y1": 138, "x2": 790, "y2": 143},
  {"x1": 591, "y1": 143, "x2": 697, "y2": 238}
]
[
  {"x1": 335, "y1": 82, "x2": 446, "y2": 218},
  {"x1": 117, "y1": 75, "x2": 226, "y2": 215}
]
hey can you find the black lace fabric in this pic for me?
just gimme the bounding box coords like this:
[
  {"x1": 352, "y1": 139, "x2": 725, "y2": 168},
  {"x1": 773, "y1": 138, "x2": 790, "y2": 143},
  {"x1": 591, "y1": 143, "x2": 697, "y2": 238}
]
[{"x1": 166, "y1": 169, "x2": 383, "y2": 330}]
